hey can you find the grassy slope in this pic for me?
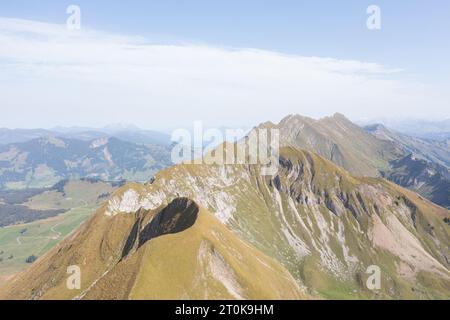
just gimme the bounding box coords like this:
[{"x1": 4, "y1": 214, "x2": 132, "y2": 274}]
[
  {"x1": 0, "y1": 206, "x2": 95, "y2": 283},
  {"x1": 84, "y1": 207, "x2": 305, "y2": 300},
  {"x1": 271, "y1": 114, "x2": 402, "y2": 177},
  {"x1": 0, "y1": 203, "x2": 306, "y2": 300},
  {"x1": 0, "y1": 180, "x2": 116, "y2": 283},
  {"x1": 95, "y1": 146, "x2": 449, "y2": 299},
  {"x1": 1, "y1": 147, "x2": 449, "y2": 299},
  {"x1": 24, "y1": 180, "x2": 114, "y2": 210}
]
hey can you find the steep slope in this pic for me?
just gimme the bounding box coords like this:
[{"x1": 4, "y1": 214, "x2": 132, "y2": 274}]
[
  {"x1": 0, "y1": 179, "x2": 122, "y2": 280},
  {"x1": 259, "y1": 114, "x2": 403, "y2": 177},
  {"x1": 0, "y1": 198, "x2": 304, "y2": 300},
  {"x1": 381, "y1": 154, "x2": 450, "y2": 209},
  {"x1": 0, "y1": 136, "x2": 172, "y2": 189},
  {"x1": 113, "y1": 148, "x2": 449, "y2": 298},
  {"x1": 365, "y1": 124, "x2": 450, "y2": 168},
  {"x1": 252, "y1": 114, "x2": 449, "y2": 209},
  {"x1": 2, "y1": 147, "x2": 449, "y2": 299},
  {"x1": 364, "y1": 124, "x2": 450, "y2": 208},
  {"x1": 372, "y1": 119, "x2": 450, "y2": 141},
  {"x1": 36, "y1": 147, "x2": 449, "y2": 299}
]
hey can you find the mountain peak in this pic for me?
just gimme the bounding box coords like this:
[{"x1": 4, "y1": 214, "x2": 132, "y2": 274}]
[
  {"x1": 278, "y1": 113, "x2": 352, "y2": 127},
  {"x1": 331, "y1": 112, "x2": 351, "y2": 122},
  {"x1": 332, "y1": 112, "x2": 345, "y2": 118},
  {"x1": 38, "y1": 135, "x2": 67, "y2": 148},
  {"x1": 277, "y1": 114, "x2": 315, "y2": 127},
  {"x1": 363, "y1": 123, "x2": 392, "y2": 136},
  {"x1": 254, "y1": 120, "x2": 276, "y2": 130},
  {"x1": 254, "y1": 112, "x2": 402, "y2": 177},
  {"x1": 364, "y1": 123, "x2": 387, "y2": 130}
]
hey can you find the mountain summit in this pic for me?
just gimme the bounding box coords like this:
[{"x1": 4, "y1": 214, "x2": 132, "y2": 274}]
[
  {"x1": 251, "y1": 114, "x2": 450, "y2": 208},
  {"x1": 257, "y1": 113, "x2": 403, "y2": 177}
]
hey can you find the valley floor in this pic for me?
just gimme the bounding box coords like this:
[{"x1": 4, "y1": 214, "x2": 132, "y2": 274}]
[{"x1": 0, "y1": 205, "x2": 96, "y2": 281}]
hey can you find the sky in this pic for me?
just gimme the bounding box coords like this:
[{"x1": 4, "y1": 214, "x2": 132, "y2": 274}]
[{"x1": 0, "y1": 0, "x2": 449, "y2": 130}]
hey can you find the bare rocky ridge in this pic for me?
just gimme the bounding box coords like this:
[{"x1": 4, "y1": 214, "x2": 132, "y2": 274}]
[
  {"x1": 365, "y1": 123, "x2": 450, "y2": 168},
  {"x1": 252, "y1": 114, "x2": 449, "y2": 209},
  {"x1": 104, "y1": 147, "x2": 449, "y2": 298},
  {"x1": 254, "y1": 113, "x2": 403, "y2": 177},
  {"x1": 365, "y1": 124, "x2": 450, "y2": 208},
  {"x1": 381, "y1": 154, "x2": 450, "y2": 209}
]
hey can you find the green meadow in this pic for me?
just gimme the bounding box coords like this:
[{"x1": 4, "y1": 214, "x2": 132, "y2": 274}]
[{"x1": 0, "y1": 205, "x2": 96, "y2": 283}]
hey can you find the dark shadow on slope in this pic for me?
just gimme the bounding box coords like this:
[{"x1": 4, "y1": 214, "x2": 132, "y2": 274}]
[
  {"x1": 122, "y1": 198, "x2": 199, "y2": 258},
  {"x1": 382, "y1": 154, "x2": 450, "y2": 209}
]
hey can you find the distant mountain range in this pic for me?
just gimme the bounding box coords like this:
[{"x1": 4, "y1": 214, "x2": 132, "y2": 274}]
[
  {"x1": 381, "y1": 154, "x2": 450, "y2": 209},
  {"x1": 0, "y1": 129, "x2": 54, "y2": 145},
  {"x1": 359, "y1": 118, "x2": 450, "y2": 141},
  {"x1": 0, "y1": 126, "x2": 172, "y2": 146},
  {"x1": 364, "y1": 124, "x2": 450, "y2": 208},
  {"x1": 365, "y1": 124, "x2": 450, "y2": 168},
  {"x1": 0, "y1": 136, "x2": 172, "y2": 189}
]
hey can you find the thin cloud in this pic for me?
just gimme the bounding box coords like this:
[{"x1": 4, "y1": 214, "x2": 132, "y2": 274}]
[{"x1": 0, "y1": 17, "x2": 447, "y2": 129}]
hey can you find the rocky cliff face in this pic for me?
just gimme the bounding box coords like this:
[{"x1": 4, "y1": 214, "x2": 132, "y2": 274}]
[
  {"x1": 381, "y1": 154, "x2": 450, "y2": 209},
  {"x1": 248, "y1": 114, "x2": 449, "y2": 210},
  {"x1": 364, "y1": 124, "x2": 450, "y2": 209},
  {"x1": 100, "y1": 147, "x2": 450, "y2": 299},
  {"x1": 365, "y1": 124, "x2": 450, "y2": 168},
  {"x1": 2, "y1": 147, "x2": 449, "y2": 299}
]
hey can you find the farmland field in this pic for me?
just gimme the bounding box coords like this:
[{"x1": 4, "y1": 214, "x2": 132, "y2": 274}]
[
  {"x1": 0, "y1": 179, "x2": 118, "y2": 285},
  {"x1": 0, "y1": 205, "x2": 97, "y2": 284}
]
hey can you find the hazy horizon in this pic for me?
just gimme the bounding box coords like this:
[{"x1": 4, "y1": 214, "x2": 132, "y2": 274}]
[{"x1": 1, "y1": 112, "x2": 450, "y2": 133}]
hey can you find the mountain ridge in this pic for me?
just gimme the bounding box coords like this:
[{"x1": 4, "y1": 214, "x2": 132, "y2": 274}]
[
  {"x1": 251, "y1": 113, "x2": 449, "y2": 208},
  {"x1": 0, "y1": 136, "x2": 172, "y2": 189},
  {"x1": 3, "y1": 146, "x2": 448, "y2": 299},
  {"x1": 255, "y1": 113, "x2": 403, "y2": 177},
  {"x1": 365, "y1": 123, "x2": 450, "y2": 168},
  {"x1": 0, "y1": 127, "x2": 172, "y2": 146}
]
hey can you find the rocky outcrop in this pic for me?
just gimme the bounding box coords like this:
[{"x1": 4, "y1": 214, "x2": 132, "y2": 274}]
[
  {"x1": 122, "y1": 198, "x2": 199, "y2": 258},
  {"x1": 101, "y1": 147, "x2": 449, "y2": 299}
]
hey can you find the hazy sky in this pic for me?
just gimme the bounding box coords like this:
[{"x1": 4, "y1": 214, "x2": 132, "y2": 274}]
[{"x1": 0, "y1": 1, "x2": 449, "y2": 130}]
